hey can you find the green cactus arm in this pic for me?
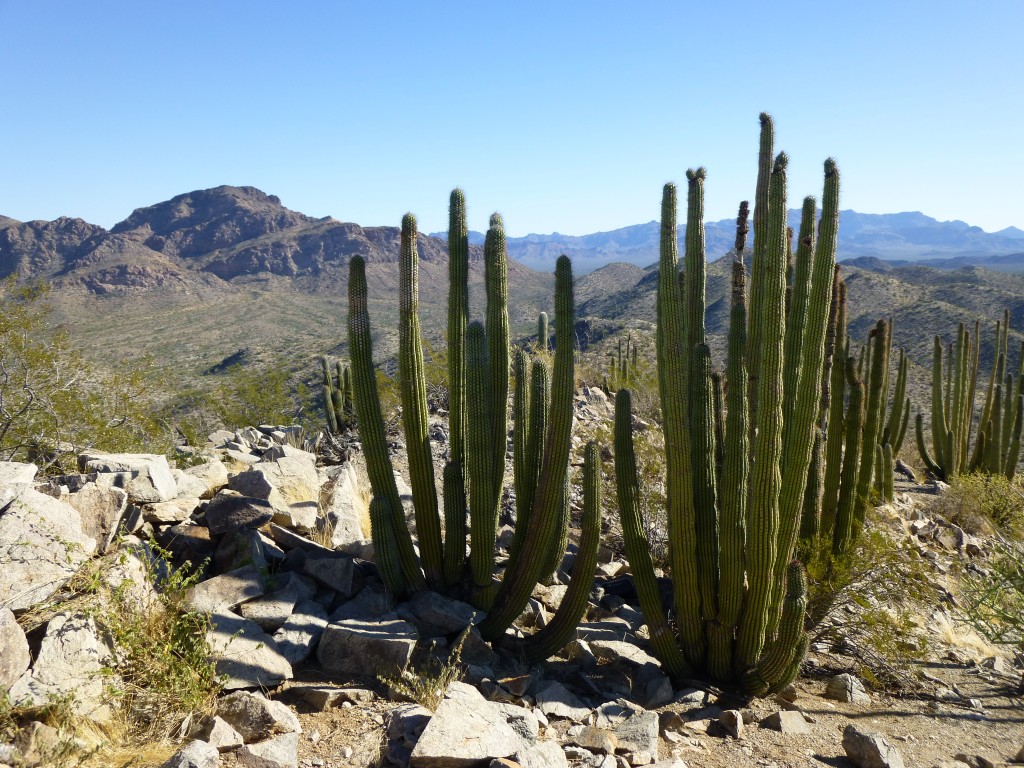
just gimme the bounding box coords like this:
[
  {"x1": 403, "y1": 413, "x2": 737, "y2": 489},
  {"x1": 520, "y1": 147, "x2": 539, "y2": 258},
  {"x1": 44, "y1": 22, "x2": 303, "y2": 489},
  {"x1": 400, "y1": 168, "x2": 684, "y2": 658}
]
[
  {"x1": 874, "y1": 444, "x2": 885, "y2": 497},
  {"x1": 511, "y1": 356, "x2": 549, "y2": 564},
  {"x1": 342, "y1": 365, "x2": 354, "y2": 421},
  {"x1": 741, "y1": 561, "x2": 808, "y2": 695},
  {"x1": 746, "y1": 113, "x2": 775, "y2": 431},
  {"x1": 718, "y1": 260, "x2": 749, "y2": 637},
  {"x1": 883, "y1": 349, "x2": 909, "y2": 448},
  {"x1": 655, "y1": 182, "x2": 704, "y2": 665},
  {"x1": 951, "y1": 324, "x2": 971, "y2": 473},
  {"x1": 929, "y1": 335, "x2": 950, "y2": 474},
  {"x1": 799, "y1": 428, "x2": 825, "y2": 540},
  {"x1": 442, "y1": 460, "x2": 467, "y2": 588},
  {"x1": 1005, "y1": 393, "x2": 1023, "y2": 480},
  {"x1": 479, "y1": 256, "x2": 576, "y2": 641},
  {"x1": 347, "y1": 256, "x2": 424, "y2": 592},
  {"x1": 712, "y1": 371, "x2": 726, "y2": 489},
  {"x1": 821, "y1": 298, "x2": 849, "y2": 536},
  {"x1": 893, "y1": 397, "x2": 911, "y2": 458},
  {"x1": 537, "y1": 471, "x2": 571, "y2": 585},
  {"x1": 833, "y1": 358, "x2": 866, "y2": 554},
  {"x1": 513, "y1": 348, "x2": 532, "y2": 534},
  {"x1": 322, "y1": 356, "x2": 340, "y2": 433},
  {"x1": 819, "y1": 266, "x2": 843, "y2": 428},
  {"x1": 915, "y1": 413, "x2": 943, "y2": 479},
  {"x1": 485, "y1": 213, "x2": 511, "y2": 512},
  {"x1": 399, "y1": 213, "x2": 443, "y2": 585},
  {"x1": 988, "y1": 386, "x2": 1004, "y2": 473},
  {"x1": 782, "y1": 195, "x2": 817, "y2": 423},
  {"x1": 1002, "y1": 373, "x2": 1016, "y2": 463},
  {"x1": 882, "y1": 443, "x2": 894, "y2": 503},
  {"x1": 684, "y1": 168, "x2": 709, "y2": 359},
  {"x1": 735, "y1": 152, "x2": 789, "y2": 670},
  {"x1": 466, "y1": 321, "x2": 498, "y2": 599},
  {"x1": 537, "y1": 312, "x2": 549, "y2": 352},
  {"x1": 691, "y1": 343, "x2": 720, "y2": 623},
  {"x1": 613, "y1": 389, "x2": 692, "y2": 679},
  {"x1": 447, "y1": 189, "x2": 469, "y2": 472},
  {"x1": 521, "y1": 441, "x2": 603, "y2": 663},
  {"x1": 369, "y1": 496, "x2": 406, "y2": 595},
  {"x1": 770, "y1": 158, "x2": 840, "y2": 630},
  {"x1": 964, "y1": 319, "x2": 982, "y2": 452},
  {"x1": 853, "y1": 320, "x2": 888, "y2": 531}
]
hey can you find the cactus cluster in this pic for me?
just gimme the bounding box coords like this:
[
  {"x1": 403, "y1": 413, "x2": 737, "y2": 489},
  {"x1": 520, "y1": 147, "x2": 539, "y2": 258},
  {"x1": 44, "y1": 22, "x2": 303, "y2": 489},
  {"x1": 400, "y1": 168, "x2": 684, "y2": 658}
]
[
  {"x1": 605, "y1": 334, "x2": 640, "y2": 392},
  {"x1": 614, "y1": 114, "x2": 839, "y2": 693},
  {"x1": 321, "y1": 357, "x2": 353, "y2": 433},
  {"x1": 346, "y1": 194, "x2": 599, "y2": 659},
  {"x1": 916, "y1": 311, "x2": 1024, "y2": 481}
]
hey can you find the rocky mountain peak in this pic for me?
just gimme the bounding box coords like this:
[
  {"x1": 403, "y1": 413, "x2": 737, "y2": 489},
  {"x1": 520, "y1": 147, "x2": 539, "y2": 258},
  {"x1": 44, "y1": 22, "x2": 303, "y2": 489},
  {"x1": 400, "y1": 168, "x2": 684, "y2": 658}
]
[{"x1": 110, "y1": 185, "x2": 318, "y2": 259}]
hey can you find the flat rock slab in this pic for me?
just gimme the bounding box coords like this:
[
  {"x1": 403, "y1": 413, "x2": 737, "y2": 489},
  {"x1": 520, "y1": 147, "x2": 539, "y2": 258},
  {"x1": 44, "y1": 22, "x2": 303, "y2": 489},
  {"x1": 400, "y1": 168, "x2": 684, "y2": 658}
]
[
  {"x1": 410, "y1": 682, "x2": 534, "y2": 768},
  {"x1": 142, "y1": 497, "x2": 200, "y2": 525},
  {"x1": 760, "y1": 710, "x2": 810, "y2": 734},
  {"x1": 0, "y1": 461, "x2": 37, "y2": 486},
  {"x1": 236, "y1": 731, "x2": 299, "y2": 768},
  {"x1": 302, "y1": 554, "x2": 356, "y2": 597},
  {"x1": 207, "y1": 611, "x2": 293, "y2": 690},
  {"x1": 826, "y1": 673, "x2": 871, "y2": 704},
  {"x1": 187, "y1": 565, "x2": 265, "y2": 614},
  {"x1": 535, "y1": 681, "x2": 591, "y2": 722},
  {"x1": 323, "y1": 462, "x2": 368, "y2": 548},
  {"x1": 589, "y1": 639, "x2": 660, "y2": 667},
  {"x1": 181, "y1": 458, "x2": 229, "y2": 499},
  {"x1": 78, "y1": 452, "x2": 177, "y2": 503},
  {"x1": 8, "y1": 612, "x2": 116, "y2": 722},
  {"x1": 0, "y1": 487, "x2": 96, "y2": 612},
  {"x1": 229, "y1": 457, "x2": 319, "y2": 509},
  {"x1": 317, "y1": 617, "x2": 418, "y2": 677},
  {"x1": 613, "y1": 711, "x2": 659, "y2": 755},
  {"x1": 0, "y1": 606, "x2": 30, "y2": 690},
  {"x1": 401, "y1": 590, "x2": 480, "y2": 636}
]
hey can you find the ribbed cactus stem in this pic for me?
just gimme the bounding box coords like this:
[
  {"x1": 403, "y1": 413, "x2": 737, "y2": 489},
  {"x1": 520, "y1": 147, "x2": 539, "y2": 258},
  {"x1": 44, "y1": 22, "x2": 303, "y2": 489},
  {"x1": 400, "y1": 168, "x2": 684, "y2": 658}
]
[
  {"x1": 736, "y1": 151, "x2": 788, "y2": 670},
  {"x1": 399, "y1": 213, "x2": 443, "y2": 585},
  {"x1": 882, "y1": 443, "x2": 894, "y2": 502},
  {"x1": 485, "y1": 213, "x2": 511, "y2": 513},
  {"x1": 448, "y1": 188, "x2": 469, "y2": 472},
  {"x1": 655, "y1": 182, "x2": 704, "y2": 665},
  {"x1": 833, "y1": 357, "x2": 865, "y2": 555},
  {"x1": 347, "y1": 255, "x2": 425, "y2": 592},
  {"x1": 741, "y1": 561, "x2": 808, "y2": 695},
  {"x1": 466, "y1": 321, "x2": 497, "y2": 600},
  {"x1": 511, "y1": 356, "x2": 549, "y2": 563},
  {"x1": 480, "y1": 256, "x2": 576, "y2": 641},
  {"x1": 537, "y1": 311, "x2": 549, "y2": 352},
  {"x1": 783, "y1": 195, "x2": 817, "y2": 422},
  {"x1": 691, "y1": 343, "x2": 720, "y2": 623},
  {"x1": 747, "y1": 113, "x2": 775, "y2": 433},
  {"x1": 1006, "y1": 394, "x2": 1023, "y2": 480},
  {"x1": 799, "y1": 428, "x2": 825, "y2": 539},
  {"x1": 322, "y1": 356, "x2": 339, "y2": 433},
  {"x1": 614, "y1": 389, "x2": 692, "y2": 679},
  {"x1": 369, "y1": 496, "x2": 405, "y2": 594},
  {"x1": 522, "y1": 441, "x2": 602, "y2": 663},
  {"x1": 853, "y1": 320, "x2": 888, "y2": 530},
  {"x1": 442, "y1": 460, "x2": 467, "y2": 587}
]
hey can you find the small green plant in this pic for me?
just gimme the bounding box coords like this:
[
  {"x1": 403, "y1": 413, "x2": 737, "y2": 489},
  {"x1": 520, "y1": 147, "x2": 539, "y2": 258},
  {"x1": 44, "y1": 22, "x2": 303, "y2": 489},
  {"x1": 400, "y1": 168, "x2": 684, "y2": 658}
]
[
  {"x1": 930, "y1": 473, "x2": 1024, "y2": 537},
  {"x1": 378, "y1": 624, "x2": 470, "y2": 710},
  {"x1": 961, "y1": 538, "x2": 1024, "y2": 648}
]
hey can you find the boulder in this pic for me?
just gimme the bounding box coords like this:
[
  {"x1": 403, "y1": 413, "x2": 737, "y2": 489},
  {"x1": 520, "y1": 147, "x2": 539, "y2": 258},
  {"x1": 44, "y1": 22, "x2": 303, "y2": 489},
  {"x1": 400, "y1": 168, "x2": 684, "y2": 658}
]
[
  {"x1": 207, "y1": 611, "x2": 293, "y2": 690},
  {"x1": 302, "y1": 554, "x2": 356, "y2": 597},
  {"x1": 199, "y1": 716, "x2": 244, "y2": 752},
  {"x1": 410, "y1": 682, "x2": 534, "y2": 767},
  {"x1": 402, "y1": 590, "x2": 479, "y2": 636},
  {"x1": 160, "y1": 740, "x2": 220, "y2": 768},
  {"x1": 214, "y1": 529, "x2": 269, "y2": 574},
  {"x1": 78, "y1": 452, "x2": 177, "y2": 503},
  {"x1": 187, "y1": 565, "x2": 265, "y2": 614},
  {"x1": 0, "y1": 461, "x2": 37, "y2": 487},
  {"x1": 156, "y1": 521, "x2": 216, "y2": 565},
  {"x1": 272, "y1": 599, "x2": 329, "y2": 665},
  {"x1": 317, "y1": 617, "x2": 418, "y2": 677},
  {"x1": 0, "y1": 488, "x2": 96, "y2": 612},
  {"x1": 842, "y1": 725, "x2": 905, "y2": 768},
  {"x1": 759, "y1": 710, "x2": 810, "y2": 734},
  {"x1": 142, "y1": 497, "x2": 201, "y2": 525},
  {"x1": 66, "y1": 481, "x2": 129, "y2": 552},
  {"x1": 613, "y1": 711, "x2": 659, "y2": 755},
  {"x1": 216, "y1": 690, "x2": 301, "y2": 741},
  {"x1": 534, "y1": 681, "x2": 591, "y2": 722},
  {"x1": 236, "y1": 731, "x2": 299, "y2": 768},
  {"x1": 228, "y1": 456, "x2": 320, "y2": 518},
  {"x1": 825, "y1": 673, "x2": 871, "y2": 704},
  {"x1": 0, "y1": 607, "x2": 30, "y2": 691},
  {"x1": 323, "y1": 462, "x2": 368, "y2": 548},
  {"x1": 8, "y1": 613, "x2": 117, "y2": 722},
  {"x1": 239, "y1": 586, "x2": 299, "y2": 632},
  {"x1": 171, "y1": 469, "x2": 214, "y2": 501},
  {"x1": 182, "y1": 458, "x2": 230, "y2": 499},
  {"x1": 204, "y1": 492, "x2": 276, "y2": 535}
]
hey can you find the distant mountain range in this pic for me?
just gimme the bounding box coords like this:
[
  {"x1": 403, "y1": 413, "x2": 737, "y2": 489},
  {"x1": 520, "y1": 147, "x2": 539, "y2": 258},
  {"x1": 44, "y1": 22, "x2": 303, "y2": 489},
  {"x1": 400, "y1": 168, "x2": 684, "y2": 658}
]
[{"x1": 433, "y1": 210, "x2": 1024, "y2": 274}]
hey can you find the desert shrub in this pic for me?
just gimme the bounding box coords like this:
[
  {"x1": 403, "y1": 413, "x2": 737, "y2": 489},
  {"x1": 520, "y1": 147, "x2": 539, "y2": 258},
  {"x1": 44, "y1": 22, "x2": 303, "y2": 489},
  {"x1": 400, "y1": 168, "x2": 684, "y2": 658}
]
[
  {"x1": 379, "y1": 625, "x2": 468, "y2": 710},
  {"x1": 208, "y1": 357, "x2": 310, "y2": 431},
  {"x1": 803, "y1": 526, "x2": 934, "y2": 687},
  {"x1": 930, "y1": 473, "x2": 1024, "y2": 538},
  {"x1": 0, "y1": 280, "x2": 171, "y2": 472},
  {"x1": 961, "y1": 537, "x2": 1024, "y2": 648}
]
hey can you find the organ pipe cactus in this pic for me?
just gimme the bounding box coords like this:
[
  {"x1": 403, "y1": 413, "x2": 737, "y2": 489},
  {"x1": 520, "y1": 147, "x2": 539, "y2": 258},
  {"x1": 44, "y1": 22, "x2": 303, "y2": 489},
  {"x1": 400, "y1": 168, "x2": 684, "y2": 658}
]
[
  {"x1": 321, "y1": 357, "x2": 353, "y2": 433},
  {"x1": 347, "y1": 196, "x2": 595, "y2": 657},
  {"x1": 615, "y1": 115, "x2": 839, "y2": 693},
  {"x1": 916, "y1": 312, "x2": 1024, "y2": 480}
]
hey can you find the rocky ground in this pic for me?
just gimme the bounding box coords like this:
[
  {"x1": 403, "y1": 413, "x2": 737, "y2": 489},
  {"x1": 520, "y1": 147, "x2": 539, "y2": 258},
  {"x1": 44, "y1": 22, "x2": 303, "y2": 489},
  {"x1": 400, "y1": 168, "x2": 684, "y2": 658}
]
[{"x1": 1, "y1": 391, "x2": 1023, "y2": 768}]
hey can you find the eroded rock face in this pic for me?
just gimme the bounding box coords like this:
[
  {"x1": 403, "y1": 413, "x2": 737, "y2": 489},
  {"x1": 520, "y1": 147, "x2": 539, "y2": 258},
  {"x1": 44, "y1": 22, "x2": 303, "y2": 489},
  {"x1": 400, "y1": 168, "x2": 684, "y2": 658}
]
[
  {"x1": 0, "y1": 488, "x2": 96, "y2": 612},
  {"x1": 206, "y1": 611, "x2": 293, "y2": 690},
  {"x1": 66, "y1": 482, "x2": 129, "y2": 552},
  {"x1": 317, "y1": 617, "x2": 418, "y2": 678},
  {"x1": 78, "y1": 452, "x2": 177, "y2": 503},
  {"x1": 0, "y1": 607, "x2": 30, "y2": 690},
  {"x1": 8, "y1": 613, "x2": 117, "y2": 722}
]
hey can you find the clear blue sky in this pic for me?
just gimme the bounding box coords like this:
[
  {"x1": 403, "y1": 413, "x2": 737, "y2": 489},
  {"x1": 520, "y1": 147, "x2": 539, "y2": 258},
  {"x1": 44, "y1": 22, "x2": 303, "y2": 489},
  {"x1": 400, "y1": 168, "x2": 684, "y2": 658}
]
[{"x1": 2, "y1": 1, "x2": 1021, "y2": 236}]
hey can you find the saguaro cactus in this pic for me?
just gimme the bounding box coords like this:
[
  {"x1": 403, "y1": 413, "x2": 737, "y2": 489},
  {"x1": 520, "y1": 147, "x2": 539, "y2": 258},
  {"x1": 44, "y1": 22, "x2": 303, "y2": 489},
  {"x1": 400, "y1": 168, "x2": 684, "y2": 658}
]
[{"x1": 615, "y1": 115, "x2": 838, "y2": 693}]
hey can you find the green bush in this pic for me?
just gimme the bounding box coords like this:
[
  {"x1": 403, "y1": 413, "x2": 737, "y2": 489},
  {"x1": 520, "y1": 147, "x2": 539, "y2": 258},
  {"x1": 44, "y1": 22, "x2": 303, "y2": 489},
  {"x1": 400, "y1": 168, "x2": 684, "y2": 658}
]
[
  {"x1": 0, "y1": 280, "x2": 170, "y2": 472},
  {"x1": 962, "y1": 538, "x2": 1024, "y2": 648},
  {"x1": 930, "y1": 473, "x2": 1024, "y2": 537}
]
